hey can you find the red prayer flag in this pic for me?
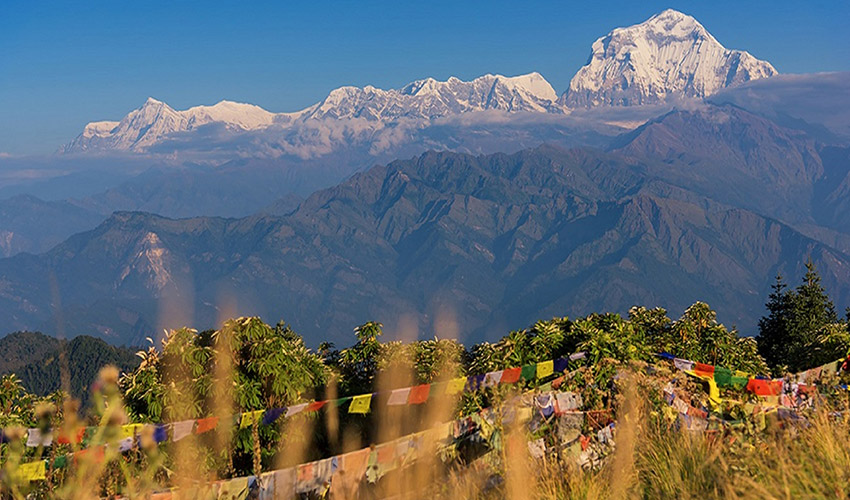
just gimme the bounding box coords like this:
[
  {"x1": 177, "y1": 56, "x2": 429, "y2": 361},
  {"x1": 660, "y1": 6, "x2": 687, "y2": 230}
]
[
  {"x1": 500, "y1": 367, "x2": 522, "y2": 384},
  {"x1": 747, "y1": 378, "x2": 781, "y2": 396},
  {"x1": 195, "y1": 417, "x2": 219, "y2": 434},
  {"x1": 408, "y1": 384, "x2": 431, "y2": 404},
  {"x1": 306, "y1": 401, "x2": 328, "y2": 412},
  {"x1": 377, "y1": 444, "x2": 396, "y2": 464},
  {"x1": 694, "y1": 362, "x2": 715, "y2": 376},
  {"x1": 57, "y1": 427, "x2": 85, "y2": 444}
]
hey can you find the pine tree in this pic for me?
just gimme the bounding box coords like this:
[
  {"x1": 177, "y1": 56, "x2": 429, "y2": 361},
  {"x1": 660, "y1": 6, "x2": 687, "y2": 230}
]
[
  {"x1": 757, "y1": 274, "x2": 794, "y2": 371},
  {"x1": 787, "y1": 260, "x2": 838, "y2": 371}
]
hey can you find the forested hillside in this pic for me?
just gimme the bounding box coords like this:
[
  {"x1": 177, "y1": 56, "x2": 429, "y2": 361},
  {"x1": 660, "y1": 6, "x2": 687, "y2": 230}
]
[{"x1": 0, "y1": 332, "x2": 139, "y2": 402}]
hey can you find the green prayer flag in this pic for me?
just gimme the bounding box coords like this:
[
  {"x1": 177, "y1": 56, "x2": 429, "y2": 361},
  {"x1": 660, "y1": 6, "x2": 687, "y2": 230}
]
[
  {"x1": 713, "y1": 366, "x2": 732, "y2": 386},
  {"x1": 730, "y1": 376, "x2": 748, "y2": 390},
  {"x1": 335, "y1": 397, "x2": 352, "y2": 407},
  {"x1": 520, "y1": 364, "x2": 536, "y2": 381}
]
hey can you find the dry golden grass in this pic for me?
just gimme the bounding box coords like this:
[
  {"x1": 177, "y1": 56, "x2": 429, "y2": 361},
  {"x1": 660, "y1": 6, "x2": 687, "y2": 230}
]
[{"x1": 4, "y1": 363, "x2": 850, "y2": 500}]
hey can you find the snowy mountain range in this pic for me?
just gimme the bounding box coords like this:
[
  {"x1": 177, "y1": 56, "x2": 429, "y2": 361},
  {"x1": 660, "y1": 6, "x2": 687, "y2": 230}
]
[{"x1": 63, "y1": 9, "x2": 776, "y2": 155}]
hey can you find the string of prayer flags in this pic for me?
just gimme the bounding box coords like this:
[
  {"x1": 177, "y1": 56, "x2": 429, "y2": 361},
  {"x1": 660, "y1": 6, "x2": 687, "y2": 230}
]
[
  {"x1": 537, "y1": 360, "x2": 554, "y2": 379},
  {"x1": 349, "y1": 394, "x2": 372, "y2": 414},
  {"x1": 8, "y1": 352, "x2": 590, "y2": 454},
  {"x1": 196, "y1": 417, "x2": 219, "y2": 434}
]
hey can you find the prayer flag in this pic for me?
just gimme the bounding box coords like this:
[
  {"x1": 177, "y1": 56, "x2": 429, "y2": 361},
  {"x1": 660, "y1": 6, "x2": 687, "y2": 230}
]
[
  {"x1": 387, "y1": 388, "x2": 411, "y2": 406},
  {"x1": 56, "y1": 427, "x2": 85, "y2": 445},
  {"x1": 694, "y1": 362, "x2": 715, "y2": 377},
  {"x1": 408, "y1": 384, "x2": 430, "y2": 404},
  {"x1": 154, "y1": 425, "x2": 168, "y2": 443},
  {"x1": 262, "y1": 409, "x2": 284, "y2": 426},
  {"x1": 195, "y1": 417, "x2": 219, "y2": 434},
  {"x1": 673, "y1": 358, "x2": 694, "y2": 372},
  {"x1": 295, "y1": 463, "x2": 315, "y2": 494},
  {"x1": 482, "y1": 371, "x2": 503, "y2": 388},
  {"x1": 118, "y1": 437, "x2": 134, "y2": 452},
  {"x1": 569, "y1": 352, "x2": 587, "y2": 361},
  {"x1": 172, "y1": 420, "x2": 194, "y2": 442},
  {"x1": 260, "y1": 468, "x2": 295, "y2": 500},
  {"x1": 26, "y1": 429, "x2": 52, "y2": 448},
  {"x1": 730, "y1": 376, "x2": 749, "y2": 390},
  {"x1": 349, "y1": 394, "x2": 372, "y2": 414},
  {"x1": 445, "y1": 377, "x2": 466, "y2": 395},
  {"x1": 500, "y1": 367, "x2": 522, "y2": 384},
  {"x1": 377, "y1": 443, "x2": 396, "y2": 464},
  {"x1": 520, "y1": 364, "x2": 536, "y2": 381},
  {"x1": 537, "y1": 360, "x2": 554, "y2": 379},
  {"x1": 330, "y1": 449, "x2": 369, "y2": 498},
  {"x1": 713, "y1": 366, "x2": 733, "y2": 386},
  {"x1": 286, "y1": 403, "x2": 308, "y2": 418},
  {"x1": 747, "y1": 378, "x2": 782, "y2": 396},
  {"x1": 120, "y1": 423, "x2": 144, "y2": 440},
  {"x1": 553, "y1": 358, "x2": 568, "y2": 373},
  {"x1": 13, "y1": 461, "x2": 46, "y2": 482},
  {"x1": 240, "y1": 410, "x2": 264, "y2": 429},
  {"x1": 305, "y1": 401, "x2": 327, "y2": 412},
  {"x1": 466, "y1": 374, "x2": 485, "y2": 391}
]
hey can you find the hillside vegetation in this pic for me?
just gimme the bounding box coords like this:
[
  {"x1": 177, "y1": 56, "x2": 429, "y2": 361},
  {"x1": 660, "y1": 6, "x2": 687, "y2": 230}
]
[{"x1": 0, "y1": 265, "x2": 848, "y2": 498}]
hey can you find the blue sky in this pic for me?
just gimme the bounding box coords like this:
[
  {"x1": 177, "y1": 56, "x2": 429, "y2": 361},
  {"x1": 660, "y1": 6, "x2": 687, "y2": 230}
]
[{"x1": 1, "y1": 0, "x2": 848, "y2": 154}]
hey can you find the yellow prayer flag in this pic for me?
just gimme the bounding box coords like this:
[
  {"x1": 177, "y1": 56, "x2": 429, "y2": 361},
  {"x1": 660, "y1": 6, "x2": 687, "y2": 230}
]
[
  {"x1": 685, "y1": 370, "x2": 721, "y2": 409},
  {"x1": 239, "y1": 410, "x2": 264, "y2": 429},
  {"x1": 349, "y1": 394, "x2": 372, "y2": 414},
  {"x1": 445, "y1": 377, "x2": 466, "y2": 395},
  {"x1": 536, "y1": 360, "x2": 554, "y2": 379},
  {"x1": 13, "y1": 461, "x2": 46, "y2": 482},
  {"x1": 120, "y1": 424, "x2": 144, "y2": 439}
]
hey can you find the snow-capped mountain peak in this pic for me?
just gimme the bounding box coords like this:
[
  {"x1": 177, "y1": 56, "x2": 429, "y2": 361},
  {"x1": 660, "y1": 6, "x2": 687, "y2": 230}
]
[
  {"x1": 562, "y1": 9, "x2": 777, "y2": 107},
  {"x1": 64, "y1": 72, "x2": 562, "y2": 153}
]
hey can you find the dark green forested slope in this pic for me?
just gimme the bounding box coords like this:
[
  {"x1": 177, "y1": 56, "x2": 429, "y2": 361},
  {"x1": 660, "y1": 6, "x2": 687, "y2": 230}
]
[{"x1": 0, "y1": 332, "x2": 139, "y2": 402}]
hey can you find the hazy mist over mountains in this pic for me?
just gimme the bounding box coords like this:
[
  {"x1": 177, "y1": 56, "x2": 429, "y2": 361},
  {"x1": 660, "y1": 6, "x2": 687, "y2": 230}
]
[{"x1": 1, "y1": 9, "x2": 848, "y2": 346}]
